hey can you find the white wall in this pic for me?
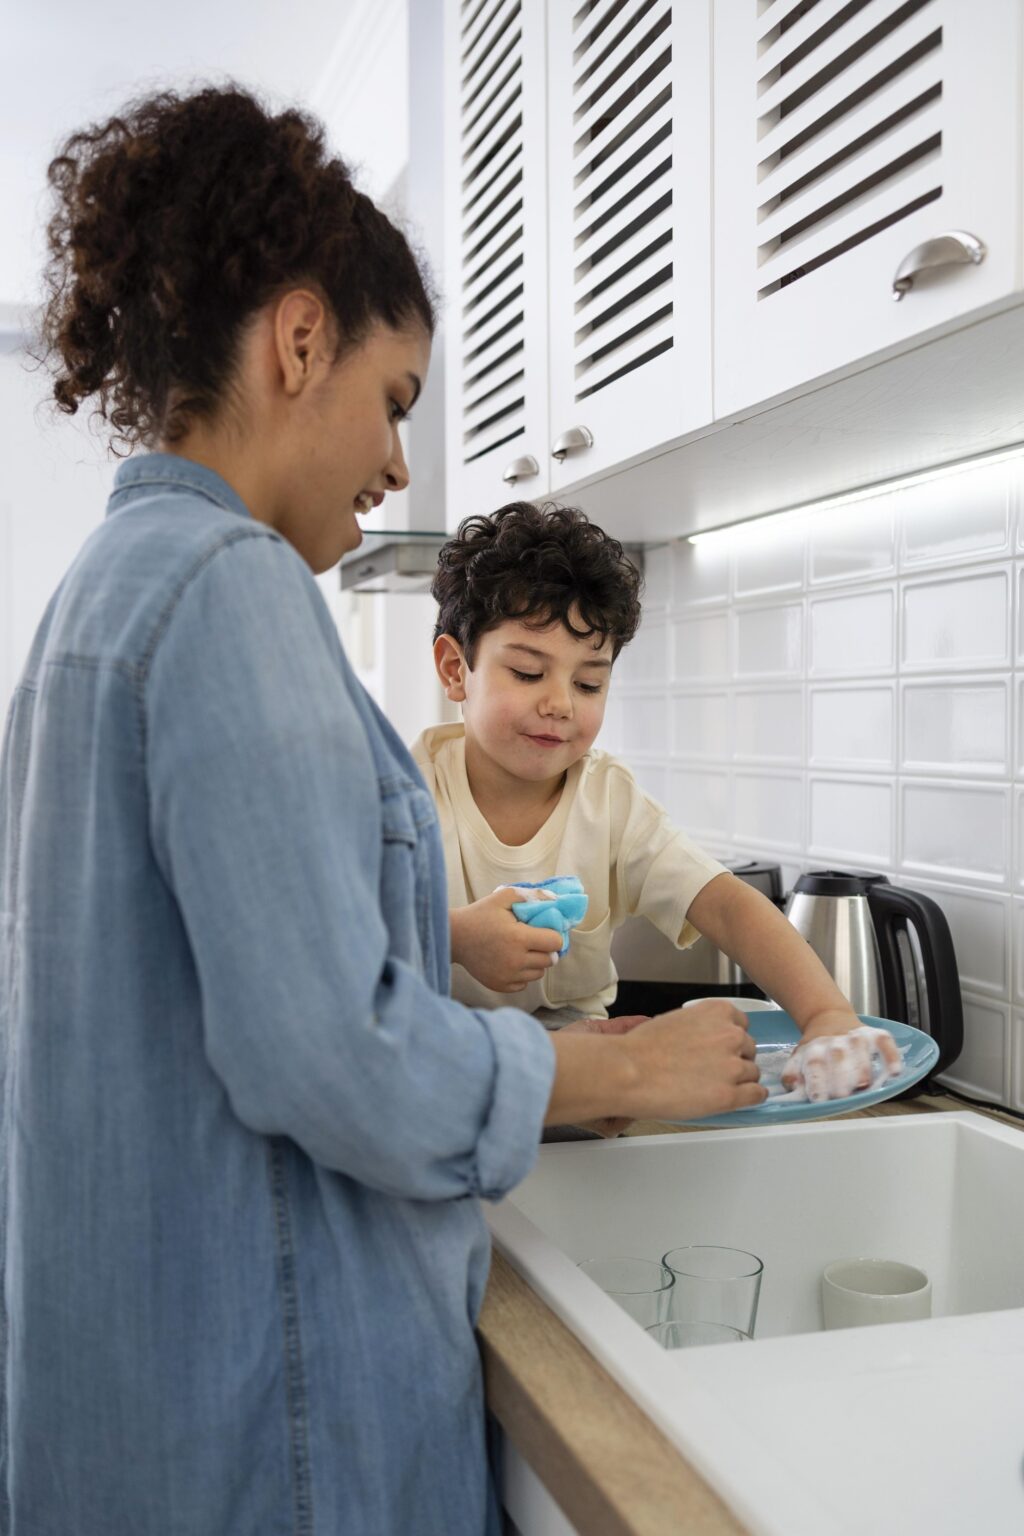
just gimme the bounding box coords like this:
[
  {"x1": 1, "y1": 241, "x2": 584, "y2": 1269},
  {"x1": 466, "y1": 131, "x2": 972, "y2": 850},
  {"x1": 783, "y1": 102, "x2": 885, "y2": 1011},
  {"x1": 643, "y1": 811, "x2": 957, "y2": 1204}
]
[
  {"x1": 599, "y1": 453, "x2": 1024, "y2": 1113},
  {"x1": 0, "y1": 342, "x2": 114, "y2": 710}
]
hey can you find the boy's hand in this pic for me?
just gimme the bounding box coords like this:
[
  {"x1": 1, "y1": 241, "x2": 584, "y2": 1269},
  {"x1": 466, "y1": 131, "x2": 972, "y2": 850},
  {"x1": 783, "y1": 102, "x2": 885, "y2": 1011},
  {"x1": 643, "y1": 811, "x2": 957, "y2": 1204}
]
[{"x1": 450, "y1": 888, "x2": 563, "y2": 992}]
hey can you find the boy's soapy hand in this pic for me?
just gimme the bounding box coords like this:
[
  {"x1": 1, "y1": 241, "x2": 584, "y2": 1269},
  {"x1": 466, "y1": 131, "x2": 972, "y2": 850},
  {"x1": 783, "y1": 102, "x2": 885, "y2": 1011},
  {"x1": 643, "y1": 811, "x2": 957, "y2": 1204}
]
[
  {"x1": 450, "y1": 888, "x2": 563, "y2": 992},
  {"x1": 781, "y1": 1016, "x2": 903, "y2": 1102}
]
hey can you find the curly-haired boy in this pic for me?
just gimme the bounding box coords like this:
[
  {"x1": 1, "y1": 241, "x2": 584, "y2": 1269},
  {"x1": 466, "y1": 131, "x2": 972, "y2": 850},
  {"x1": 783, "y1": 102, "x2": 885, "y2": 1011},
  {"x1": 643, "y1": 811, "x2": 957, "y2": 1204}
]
[{"x1": 413, "y1": 503, "x2": 878, "y2": 1086}]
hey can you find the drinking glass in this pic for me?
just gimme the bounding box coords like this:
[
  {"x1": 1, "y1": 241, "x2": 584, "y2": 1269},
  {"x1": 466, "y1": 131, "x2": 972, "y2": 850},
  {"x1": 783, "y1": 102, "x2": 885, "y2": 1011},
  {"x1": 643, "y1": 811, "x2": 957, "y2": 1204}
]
[
  {"x1": 647, "y1": 1320, "x2": 751, "y2": 1349},
  {"x1": 577, "y1": 1257, "x2": 674, "y2": 1328},
  {"x1": 661, "y1": 1245, "x2": 763, "y2": 1337}
]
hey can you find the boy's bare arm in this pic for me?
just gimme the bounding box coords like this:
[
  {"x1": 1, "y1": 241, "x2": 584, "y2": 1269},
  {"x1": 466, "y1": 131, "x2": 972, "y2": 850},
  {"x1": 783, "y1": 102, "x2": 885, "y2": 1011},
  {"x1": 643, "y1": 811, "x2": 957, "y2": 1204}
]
[{"x1": 686, "y1": 873, "x2": 861, "y2": 1040}]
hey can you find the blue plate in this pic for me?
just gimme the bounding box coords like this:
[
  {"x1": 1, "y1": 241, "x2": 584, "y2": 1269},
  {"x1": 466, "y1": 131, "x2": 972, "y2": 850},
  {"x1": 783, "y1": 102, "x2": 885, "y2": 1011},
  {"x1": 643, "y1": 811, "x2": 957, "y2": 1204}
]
[{"x1": 668, "y1": 1013, "x2": 939, "y2": 1128}]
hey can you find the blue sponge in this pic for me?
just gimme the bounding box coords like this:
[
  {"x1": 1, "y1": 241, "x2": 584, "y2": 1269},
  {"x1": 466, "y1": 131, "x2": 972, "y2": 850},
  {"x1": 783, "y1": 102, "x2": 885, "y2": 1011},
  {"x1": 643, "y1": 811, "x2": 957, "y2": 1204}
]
[{"x1": 508, "y1": 876, "x2": 588, "y2": 956}]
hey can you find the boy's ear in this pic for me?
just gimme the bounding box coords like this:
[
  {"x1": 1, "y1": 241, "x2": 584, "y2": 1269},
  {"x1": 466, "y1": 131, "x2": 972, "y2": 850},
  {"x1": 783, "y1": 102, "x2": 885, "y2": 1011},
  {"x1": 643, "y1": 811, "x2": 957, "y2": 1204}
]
[{"x1": 433, "y1": 634, "x2": 468, "y2": 701}]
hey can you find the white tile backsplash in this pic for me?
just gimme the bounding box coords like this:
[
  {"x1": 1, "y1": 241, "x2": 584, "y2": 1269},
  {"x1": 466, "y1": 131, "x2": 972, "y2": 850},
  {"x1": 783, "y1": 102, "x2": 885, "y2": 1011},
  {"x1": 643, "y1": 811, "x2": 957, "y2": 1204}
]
[
  {"x1": 901, "y1": 678, "x2": 1009, "y2": 777},
  {"x1": 809, "y1": 587, "x2": 895, "y2": 675},
  {"x1": 937, "y1": 995, "x2": 1009, "y2": 1103},
  {"x1": 899, "y1": 464, "x2": 1012, "y2": 568},
  {"x1": 809, "y1": 776, "x2": 893, "y2": 866},
  {"x1": 809, "y1": 684, "x2": 894, "y2": 768},
  {"x1": 732, "y1": 771, "x2": 803, "y2": 849},
  {"x1": 615, "y1": 457, "x2": 1024, "y2": 1105},
  {"x1": 672, "y1": 691, "x2": 730, "y2": 759},
  {"x1": 808, "y1": 498, "x2": 896, "y2": 586},
  {"x1": 901, "y1": 567, "x2": 1010, "y2": 671},
  {"x1": 616, "y1": 616, "x2": 668, "y2": 685},
  {"x1": 672, "y1": 612, "x2": 730, "y2": 682},
  {"x1": 733, "y1": 688, "x2": 803, "y2": 762},
  {"x1": 901, "y1": 779, "x2": 1010, "y2": 883},
  {"x1": 733, "y1": 522, "x2": 806, "y2": 597},
  {"x1": 734, "y1": 603, "x2": 802, "y2": 677}
]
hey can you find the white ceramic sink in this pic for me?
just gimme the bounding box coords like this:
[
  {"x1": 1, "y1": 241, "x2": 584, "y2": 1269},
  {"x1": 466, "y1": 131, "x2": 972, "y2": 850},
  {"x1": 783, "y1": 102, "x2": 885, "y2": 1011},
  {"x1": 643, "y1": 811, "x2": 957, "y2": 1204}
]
[{"x1": 489, "y1": 1113, "x2": 1024, "y2": 1536}]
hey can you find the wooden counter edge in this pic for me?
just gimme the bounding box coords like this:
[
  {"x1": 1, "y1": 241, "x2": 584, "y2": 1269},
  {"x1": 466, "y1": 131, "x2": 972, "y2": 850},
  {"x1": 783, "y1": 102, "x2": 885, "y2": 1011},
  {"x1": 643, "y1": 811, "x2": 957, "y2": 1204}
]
[{"x1": 477, "y1": 1249, "x2": 747, "y2": 1536}]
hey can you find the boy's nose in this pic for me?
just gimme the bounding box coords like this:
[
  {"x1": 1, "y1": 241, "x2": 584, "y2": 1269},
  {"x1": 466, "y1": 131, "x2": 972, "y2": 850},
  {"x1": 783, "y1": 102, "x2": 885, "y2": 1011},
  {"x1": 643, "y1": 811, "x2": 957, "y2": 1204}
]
[{"x1": 539, "y1": 690, "x2": 572, "y2": 719}]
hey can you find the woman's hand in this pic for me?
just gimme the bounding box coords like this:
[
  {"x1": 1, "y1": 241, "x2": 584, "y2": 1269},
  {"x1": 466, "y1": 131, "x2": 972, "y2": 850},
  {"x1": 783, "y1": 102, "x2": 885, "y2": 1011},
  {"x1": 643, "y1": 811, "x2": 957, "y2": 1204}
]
[
  {"x1": 546, "y1": 1000, "x2": 767, "y2": 1127},
  {"x1": 559, "y1": 1014, "x2": 650, "y2": 1137},
  {"x1": 449, "y1": 889, "x2": 562, "y2": 992}
]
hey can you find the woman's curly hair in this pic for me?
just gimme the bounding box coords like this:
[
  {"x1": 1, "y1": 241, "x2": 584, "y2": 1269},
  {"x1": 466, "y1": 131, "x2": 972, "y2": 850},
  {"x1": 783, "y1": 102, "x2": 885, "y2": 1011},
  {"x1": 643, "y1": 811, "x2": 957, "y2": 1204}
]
[
  {"x1": 432, "y1": 502, "x2": 643, "y2": 664},
  {"x1": 38, "y1": 85, "x2": 435, "y2": 450}
]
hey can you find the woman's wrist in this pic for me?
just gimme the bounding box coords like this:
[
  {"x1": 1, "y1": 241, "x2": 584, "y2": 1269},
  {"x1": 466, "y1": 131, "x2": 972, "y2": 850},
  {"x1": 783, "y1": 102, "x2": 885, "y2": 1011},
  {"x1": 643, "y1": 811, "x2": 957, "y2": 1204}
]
[{"x1": 545, "y1": 1031, "x2": 640, "y2": 1126}]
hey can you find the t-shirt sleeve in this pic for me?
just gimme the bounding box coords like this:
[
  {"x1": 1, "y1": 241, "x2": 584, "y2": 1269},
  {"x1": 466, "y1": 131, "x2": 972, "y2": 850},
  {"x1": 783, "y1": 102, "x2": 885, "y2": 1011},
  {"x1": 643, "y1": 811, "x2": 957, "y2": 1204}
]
[{"x1": 615, "y1": 774, "x2": 727, "y2": 948}]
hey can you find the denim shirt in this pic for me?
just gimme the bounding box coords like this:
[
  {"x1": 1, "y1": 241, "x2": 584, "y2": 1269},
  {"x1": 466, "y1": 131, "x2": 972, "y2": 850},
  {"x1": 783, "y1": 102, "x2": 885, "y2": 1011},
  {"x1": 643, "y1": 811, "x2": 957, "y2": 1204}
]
[{"x1": 0, "y1": 454, "x2": 555, "y2": 1535}]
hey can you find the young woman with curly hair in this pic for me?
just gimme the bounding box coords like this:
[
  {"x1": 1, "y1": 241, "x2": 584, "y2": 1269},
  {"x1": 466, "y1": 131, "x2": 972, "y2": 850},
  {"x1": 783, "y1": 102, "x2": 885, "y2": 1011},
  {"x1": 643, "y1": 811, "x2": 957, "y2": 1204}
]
[{"x1": 0, "y1": 85, "x2": 768, "y2": 1535}]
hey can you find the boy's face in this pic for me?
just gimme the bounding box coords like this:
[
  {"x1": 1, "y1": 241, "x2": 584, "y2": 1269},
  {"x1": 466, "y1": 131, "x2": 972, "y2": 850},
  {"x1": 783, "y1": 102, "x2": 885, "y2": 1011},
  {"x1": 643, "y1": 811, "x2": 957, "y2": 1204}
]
[{"x1": 435, "y1": 614, "x2": 614, "y2": 784}]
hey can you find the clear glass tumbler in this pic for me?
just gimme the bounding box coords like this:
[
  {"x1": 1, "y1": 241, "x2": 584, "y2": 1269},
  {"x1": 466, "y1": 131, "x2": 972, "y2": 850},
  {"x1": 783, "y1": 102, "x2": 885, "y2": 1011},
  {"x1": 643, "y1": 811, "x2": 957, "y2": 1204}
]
[
  {"x1": 577, "y1": 1257, "x2": 674, "y2": 1328},
  {"x1": 661, "y1": 1245, "x2": 763, "y2": 1337},
  {"x1": 647, "y1": 1320, "x2": 751, "y2": 1349}
]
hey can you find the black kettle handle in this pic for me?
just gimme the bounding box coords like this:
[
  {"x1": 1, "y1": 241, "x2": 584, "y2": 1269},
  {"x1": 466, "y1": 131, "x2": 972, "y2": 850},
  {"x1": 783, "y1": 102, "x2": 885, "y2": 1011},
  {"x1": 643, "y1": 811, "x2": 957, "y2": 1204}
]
[{"x1": 866, "y1": 883, "x2": 963, "y2": 1077}]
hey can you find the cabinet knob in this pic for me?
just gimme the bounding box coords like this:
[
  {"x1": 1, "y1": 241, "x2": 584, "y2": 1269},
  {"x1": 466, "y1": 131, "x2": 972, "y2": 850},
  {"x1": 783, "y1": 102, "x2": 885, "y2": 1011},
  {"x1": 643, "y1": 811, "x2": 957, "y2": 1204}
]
[
  {"x1": 501, "y1": 454, "x2": 540, "y2": 486},
  {"x1": 891, "y1": 230, "x2": 986, "y2": 301},
  {"x1": 551, "y1": 425, "x2": 594, "y2": 461}
]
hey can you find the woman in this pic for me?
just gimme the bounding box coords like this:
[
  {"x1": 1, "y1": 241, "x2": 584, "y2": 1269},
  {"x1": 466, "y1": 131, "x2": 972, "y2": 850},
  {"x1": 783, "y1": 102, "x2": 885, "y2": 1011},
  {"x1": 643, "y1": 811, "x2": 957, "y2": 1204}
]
[{"x1": 0, "y1": 87, "x2": 766, "y2": 1534}]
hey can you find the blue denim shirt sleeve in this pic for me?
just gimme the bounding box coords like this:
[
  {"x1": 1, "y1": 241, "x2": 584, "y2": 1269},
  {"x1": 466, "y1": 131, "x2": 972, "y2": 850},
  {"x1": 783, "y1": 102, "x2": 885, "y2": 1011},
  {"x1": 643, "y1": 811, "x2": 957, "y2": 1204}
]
[{"x1": 144, "y1": 531, "x2": 555, "y2": 1201}]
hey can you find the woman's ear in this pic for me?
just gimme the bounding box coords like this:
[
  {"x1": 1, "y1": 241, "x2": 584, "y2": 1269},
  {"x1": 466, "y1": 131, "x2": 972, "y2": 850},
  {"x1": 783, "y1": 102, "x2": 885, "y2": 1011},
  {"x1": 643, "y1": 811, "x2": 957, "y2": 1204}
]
[{"x1": 433, "y1": 634, "x2": 468, "y2": 701}]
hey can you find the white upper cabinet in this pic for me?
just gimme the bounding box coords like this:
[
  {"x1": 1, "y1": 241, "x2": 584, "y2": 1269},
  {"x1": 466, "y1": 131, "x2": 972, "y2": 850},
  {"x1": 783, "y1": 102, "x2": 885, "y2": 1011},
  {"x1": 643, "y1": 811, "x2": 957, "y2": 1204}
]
[
  {"x1": 546, "y1": 0, "x2": 712, "y2": 490},
  {"x1": 713, "y1": 0, "x2": 1023, "y2": 420},
  {"x1": 444, "y1": 0, "x2": 550, "y2": 526}
]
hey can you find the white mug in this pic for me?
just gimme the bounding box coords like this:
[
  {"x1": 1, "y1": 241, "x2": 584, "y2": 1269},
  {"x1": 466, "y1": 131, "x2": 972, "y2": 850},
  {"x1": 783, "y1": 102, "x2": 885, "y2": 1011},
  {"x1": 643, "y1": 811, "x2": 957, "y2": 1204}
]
[
  {"x1": 682, "y1": 996, "x2": 780, "y2": 1012},
  {"x1": 822, "y1": 1258, "x2": 931, "y2": 1329}
]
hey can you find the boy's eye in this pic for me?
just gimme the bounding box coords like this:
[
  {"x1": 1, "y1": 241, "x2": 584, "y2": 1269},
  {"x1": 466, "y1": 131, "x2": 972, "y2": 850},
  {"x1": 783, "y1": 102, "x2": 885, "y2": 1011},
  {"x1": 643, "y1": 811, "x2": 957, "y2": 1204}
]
[
  {"x1": 390, "y1": 399, "x2": 412, "y2": 423},
  {"x1": 511, "y1": 668, "x2": 542, "y2": 682},
  {"x1": 576, "y1": 682, "x2": 603, "y2": 694}
]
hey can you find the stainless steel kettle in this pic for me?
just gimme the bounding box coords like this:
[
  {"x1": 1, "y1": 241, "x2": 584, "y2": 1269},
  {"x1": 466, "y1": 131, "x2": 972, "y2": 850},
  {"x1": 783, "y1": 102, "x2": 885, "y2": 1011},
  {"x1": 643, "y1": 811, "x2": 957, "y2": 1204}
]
[{"x1": 783, "y1": 869, "x2": 963, "y2": 1077}]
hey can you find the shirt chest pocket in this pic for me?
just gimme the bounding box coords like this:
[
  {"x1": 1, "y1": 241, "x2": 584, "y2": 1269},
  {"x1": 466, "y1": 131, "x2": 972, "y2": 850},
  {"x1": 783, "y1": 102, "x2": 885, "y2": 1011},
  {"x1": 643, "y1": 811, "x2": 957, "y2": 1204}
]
[
  {"x1": 378, "y1": 777, "x2": 442, "y2": 978},
  {"x1": 543, "y1": 911, "x2": 614, "y2": 1005}
]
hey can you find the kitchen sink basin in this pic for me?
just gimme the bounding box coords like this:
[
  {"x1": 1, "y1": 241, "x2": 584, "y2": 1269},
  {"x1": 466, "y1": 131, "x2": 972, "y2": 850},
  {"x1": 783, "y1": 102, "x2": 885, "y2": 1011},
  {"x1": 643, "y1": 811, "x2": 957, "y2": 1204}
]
[{"x1": 489, "y1": 1113, "x2": 1024, "y2": 1536}]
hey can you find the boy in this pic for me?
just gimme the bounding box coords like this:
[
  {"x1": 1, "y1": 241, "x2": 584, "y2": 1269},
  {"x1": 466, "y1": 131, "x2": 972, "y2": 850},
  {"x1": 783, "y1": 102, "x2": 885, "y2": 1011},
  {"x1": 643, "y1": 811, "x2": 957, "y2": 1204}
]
[{"x1": 413, "y1": 503, "x2": 896, "y2": 1096}]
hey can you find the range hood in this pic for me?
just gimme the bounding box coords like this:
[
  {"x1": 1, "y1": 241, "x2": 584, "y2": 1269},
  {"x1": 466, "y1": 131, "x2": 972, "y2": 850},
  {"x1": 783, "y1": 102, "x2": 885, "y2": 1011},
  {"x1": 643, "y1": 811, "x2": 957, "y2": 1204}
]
[
  {"x1": 339, "y1": 531, "x2": 447, "y2": 594},
  {"x1": 340, "y1": 530, "x2": 645, "y2": 595}
]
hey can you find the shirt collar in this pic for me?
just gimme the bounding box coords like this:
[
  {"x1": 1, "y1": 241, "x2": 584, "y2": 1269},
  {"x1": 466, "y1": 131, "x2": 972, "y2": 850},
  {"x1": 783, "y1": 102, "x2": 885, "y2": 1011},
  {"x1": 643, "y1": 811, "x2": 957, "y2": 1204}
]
[{"x1": 108, "y1": 453, "x2": 252, "y2": 522}]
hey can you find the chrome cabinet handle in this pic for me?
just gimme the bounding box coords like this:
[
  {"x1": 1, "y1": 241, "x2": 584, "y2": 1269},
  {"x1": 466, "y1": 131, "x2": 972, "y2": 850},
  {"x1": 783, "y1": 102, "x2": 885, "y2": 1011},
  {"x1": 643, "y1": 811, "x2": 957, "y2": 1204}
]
[
  {"x1": 502, "y1": 454, "x2": 540, "y2": 485},
  {"x1": 551, "y1": 425, "x2": 594, "y2": 461},
  {"x1": 892, "y1": 230, "x2": 986, "y2": 301}
]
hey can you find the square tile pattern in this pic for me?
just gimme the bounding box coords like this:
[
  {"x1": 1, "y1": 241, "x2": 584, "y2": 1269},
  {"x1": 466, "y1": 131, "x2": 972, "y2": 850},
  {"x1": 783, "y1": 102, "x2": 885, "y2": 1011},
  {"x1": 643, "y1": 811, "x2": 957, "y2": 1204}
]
[{"x1": 611, "y1": 459, "x2": 1024, "y2": 1105}]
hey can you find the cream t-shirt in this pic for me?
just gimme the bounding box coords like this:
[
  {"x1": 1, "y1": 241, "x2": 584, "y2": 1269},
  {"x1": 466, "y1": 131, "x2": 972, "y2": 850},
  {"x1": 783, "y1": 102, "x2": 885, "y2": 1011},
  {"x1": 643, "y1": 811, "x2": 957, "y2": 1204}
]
[{"x1": 411, "y1": 723, "x2": 726, "y2": 1018}]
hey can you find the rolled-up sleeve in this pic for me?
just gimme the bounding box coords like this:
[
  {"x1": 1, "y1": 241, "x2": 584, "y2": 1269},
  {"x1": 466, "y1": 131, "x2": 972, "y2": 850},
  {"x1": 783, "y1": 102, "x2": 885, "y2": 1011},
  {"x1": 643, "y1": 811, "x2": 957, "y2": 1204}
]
[{"x1": 145, "y1": 531, "x2": 554, "y2": 1201}]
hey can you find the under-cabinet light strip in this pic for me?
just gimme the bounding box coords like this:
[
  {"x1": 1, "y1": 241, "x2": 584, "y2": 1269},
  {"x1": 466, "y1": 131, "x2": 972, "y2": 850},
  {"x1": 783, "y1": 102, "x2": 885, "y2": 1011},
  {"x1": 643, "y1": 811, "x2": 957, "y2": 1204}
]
[{"x1": 686, "y1": 441, "x2": 1024, "y2": 546}]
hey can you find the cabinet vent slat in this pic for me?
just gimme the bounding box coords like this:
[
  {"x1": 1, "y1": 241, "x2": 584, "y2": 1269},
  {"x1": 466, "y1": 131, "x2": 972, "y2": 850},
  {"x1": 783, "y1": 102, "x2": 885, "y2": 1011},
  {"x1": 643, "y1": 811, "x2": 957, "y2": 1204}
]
[
  {"x1": 456, "y1": 0, "x2": 528, "y2": 467},
  {"x1": 463, "y1": 36, "x2": 523, "y2": 135},
  {"x1": 759, "y1": 0, "x2": 933, "y2": 118},
  {"x1": 573, "y1": 0, "x2": 632, "y2": 59},
  {"x1": 462, "y1": 326, "x2": 524, "y2": 391},
  {"x1": 758, "y1": 48, "x2": 940, "y2": 203},
  {"x1": 574, "y1": 0, "x2": 670, "y2": 115},
  {"x1": 757, "y1": 97, "x2": 941, "y2": 247},
  {"x1": 462, "y1": 0, "x2": 519, "y2": 83},
  {"x1": 754, "y1": 0, "x2": 944, "y2": 298},
  {"x1": 569, "y1": 0, "x2": 675, "y2": 404}
]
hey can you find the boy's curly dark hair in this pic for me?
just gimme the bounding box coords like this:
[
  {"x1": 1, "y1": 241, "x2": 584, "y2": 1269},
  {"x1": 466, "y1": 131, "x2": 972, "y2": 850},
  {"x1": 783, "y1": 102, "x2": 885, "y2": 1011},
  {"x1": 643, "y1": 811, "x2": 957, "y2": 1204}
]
[
  {"x1": 432, "y1": 502, "x2": 643, "y2": 665},
  {"x1": 38, "y1": 85, "x2": 435, "y2": 450}
]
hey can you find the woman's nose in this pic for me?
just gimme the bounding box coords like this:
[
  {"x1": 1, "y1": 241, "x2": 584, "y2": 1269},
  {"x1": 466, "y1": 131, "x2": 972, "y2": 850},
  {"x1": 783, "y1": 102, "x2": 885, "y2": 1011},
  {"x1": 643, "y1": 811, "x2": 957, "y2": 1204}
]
[{"x1": 385, "y1": 429, "x2": 411, "y2": 493}]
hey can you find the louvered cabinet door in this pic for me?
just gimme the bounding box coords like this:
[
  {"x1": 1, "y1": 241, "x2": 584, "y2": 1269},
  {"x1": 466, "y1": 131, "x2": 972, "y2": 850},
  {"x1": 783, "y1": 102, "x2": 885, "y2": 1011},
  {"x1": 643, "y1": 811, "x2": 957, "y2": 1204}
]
[
  {"x1": 545, "y1": 0, "x2": 713, "y2": 494},
  {"x1": 714, "y1": 0, "x2": 1023, "y2": 421},
  {"x1": 443, "y1": 0, "x2": 550, "y2": 529}
]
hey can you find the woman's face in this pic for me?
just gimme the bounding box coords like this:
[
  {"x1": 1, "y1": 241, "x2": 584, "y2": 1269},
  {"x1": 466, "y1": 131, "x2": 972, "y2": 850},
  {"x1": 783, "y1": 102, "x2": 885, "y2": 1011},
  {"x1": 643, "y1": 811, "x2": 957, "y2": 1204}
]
[{"x1": 278, "y1": 317, "x2": 432, "y2": 574}]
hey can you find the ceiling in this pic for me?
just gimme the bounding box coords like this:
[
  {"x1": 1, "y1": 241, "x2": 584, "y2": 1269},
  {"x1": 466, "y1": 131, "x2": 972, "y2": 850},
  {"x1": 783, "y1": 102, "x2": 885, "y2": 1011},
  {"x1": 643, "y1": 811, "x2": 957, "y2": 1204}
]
[{"x1": 0, "y1": 0, "x2": 368, "y2": 312}]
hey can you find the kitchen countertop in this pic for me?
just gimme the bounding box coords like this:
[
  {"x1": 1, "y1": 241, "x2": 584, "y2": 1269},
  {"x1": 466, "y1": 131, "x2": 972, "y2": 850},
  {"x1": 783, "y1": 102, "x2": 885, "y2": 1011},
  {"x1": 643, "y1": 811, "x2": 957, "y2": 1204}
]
[{"x1": 477, "y1": 1088, "x2": 1024, "y2": 1536}]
